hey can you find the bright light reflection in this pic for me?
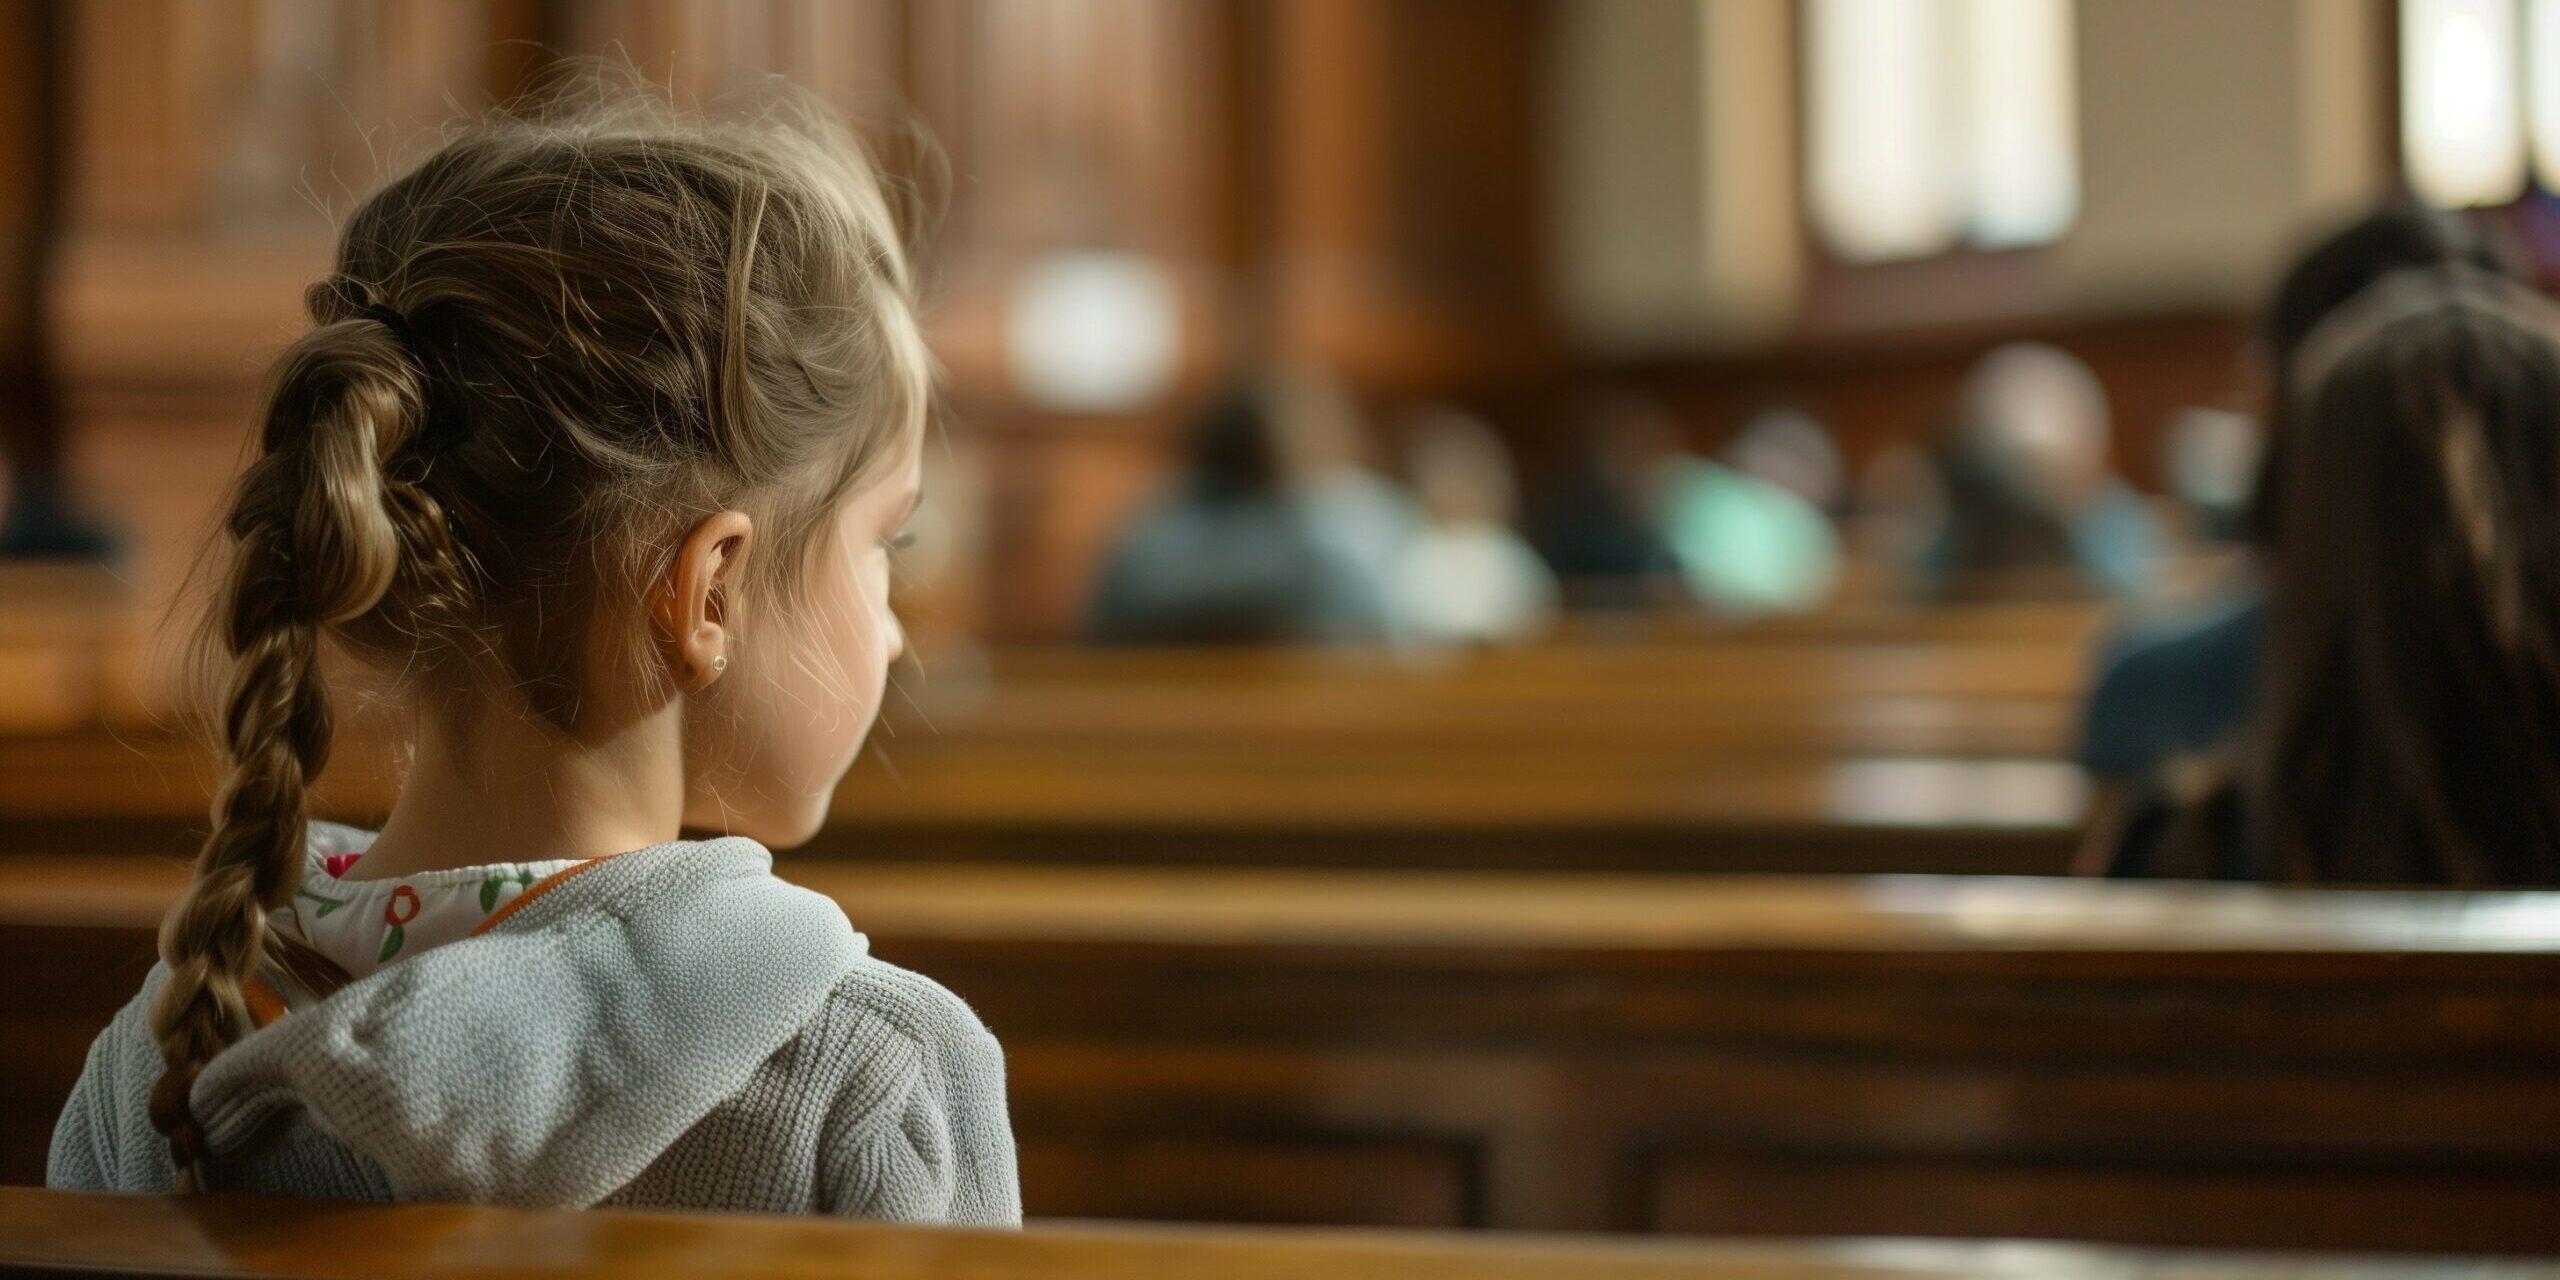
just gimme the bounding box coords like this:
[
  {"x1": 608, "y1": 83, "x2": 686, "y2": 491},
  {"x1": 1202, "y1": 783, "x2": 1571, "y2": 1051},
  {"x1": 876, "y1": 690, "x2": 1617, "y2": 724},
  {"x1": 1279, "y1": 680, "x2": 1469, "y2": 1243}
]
[
  {"x1": 2405, "y1": 0, "x2": 2528, "y2": 208},
  {"x1": 1806, "y1": 0, "x2": 1962, "y2": 262},
  {"x1": 1962, "y1": 0, "x2": 2079, "y2": 249}
]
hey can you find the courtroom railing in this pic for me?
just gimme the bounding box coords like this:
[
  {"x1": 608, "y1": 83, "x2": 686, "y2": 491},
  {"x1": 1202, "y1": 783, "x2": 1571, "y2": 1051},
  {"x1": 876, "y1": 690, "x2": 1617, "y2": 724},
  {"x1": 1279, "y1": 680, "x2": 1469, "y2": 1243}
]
[
  {"x1": 9, "y1": 862, "x2": 2558, "y2": 1250},
  {"x1": 4, "y1": 1188, "x2": 2557, "y2": 1280}
]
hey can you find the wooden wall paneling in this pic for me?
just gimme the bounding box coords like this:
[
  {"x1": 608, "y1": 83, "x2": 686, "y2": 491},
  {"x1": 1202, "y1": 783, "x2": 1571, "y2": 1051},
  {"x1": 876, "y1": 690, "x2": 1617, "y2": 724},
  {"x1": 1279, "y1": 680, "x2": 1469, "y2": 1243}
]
[
  {"x1": 902, "y1": 0, "x2": 1236, "y2": 393},
  {"x1": 50, "y1": 2, "x2": 578, "y2": 653},
  {"x1": 905, "y1": 0, "x2": 1241, "y2": 638},
  {"x1": 559, "y1": 0, "x2": 907, "y2": 112},
  {"x1": 67, "y1": 0, "x2": 227, "y2": 232},
  {"x1": 0, "y1": 0, "x2": 41, "y2": 396},
  {"x1": 0, "y1": 0, "x2": 66, "y2": 552},
  {"x1": 1264, "y1": 0, "x2": 1559, "y2": 397}
]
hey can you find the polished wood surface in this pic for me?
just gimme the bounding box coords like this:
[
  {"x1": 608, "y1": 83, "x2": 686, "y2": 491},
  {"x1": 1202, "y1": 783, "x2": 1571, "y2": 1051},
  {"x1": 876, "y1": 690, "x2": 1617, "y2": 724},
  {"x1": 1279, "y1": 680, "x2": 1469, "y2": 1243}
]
[
  {"x1": 10, "y1": 859, "x2": 2559, "y2": 1250},
  {"x1": 10, "y1": 1188, "x2": 2555, "y2": 1280},
  {"x1": 17, "y1": 856, "x2": 2560, "y2": 956},
  {"x1": 0, "y1": 588, "x2": 2101, "y2": 873}
]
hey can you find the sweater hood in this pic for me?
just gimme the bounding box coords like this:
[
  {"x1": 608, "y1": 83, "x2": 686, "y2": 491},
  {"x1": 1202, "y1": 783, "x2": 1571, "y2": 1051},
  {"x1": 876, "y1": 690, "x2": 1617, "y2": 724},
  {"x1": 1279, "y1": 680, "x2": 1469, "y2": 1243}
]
[{"x1": 189, "y1": 833, "x2": 867, "y2": 1206}]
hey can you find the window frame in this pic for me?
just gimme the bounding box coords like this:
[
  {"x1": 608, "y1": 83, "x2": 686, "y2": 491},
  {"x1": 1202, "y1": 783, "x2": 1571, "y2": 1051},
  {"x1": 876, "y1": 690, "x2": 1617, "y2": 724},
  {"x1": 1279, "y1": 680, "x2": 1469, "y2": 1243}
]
[{"x1": 1788, "y1": 0, "x2": 2076, "y2": 338}]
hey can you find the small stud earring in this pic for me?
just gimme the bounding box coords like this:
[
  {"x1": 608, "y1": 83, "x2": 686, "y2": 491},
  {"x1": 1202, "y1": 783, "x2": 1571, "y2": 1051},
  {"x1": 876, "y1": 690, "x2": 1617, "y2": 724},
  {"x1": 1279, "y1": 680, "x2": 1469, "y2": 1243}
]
[{"x1": 711, "y1": 654, "x2": 728, "y2": 674}]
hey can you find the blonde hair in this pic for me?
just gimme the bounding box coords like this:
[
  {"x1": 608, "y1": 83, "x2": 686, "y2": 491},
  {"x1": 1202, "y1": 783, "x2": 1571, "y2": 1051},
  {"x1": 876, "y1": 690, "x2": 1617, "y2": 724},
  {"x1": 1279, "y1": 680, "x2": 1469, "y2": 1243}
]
[{"x1": 148, "y1": 70, "x2": 933, "y2": 1188}]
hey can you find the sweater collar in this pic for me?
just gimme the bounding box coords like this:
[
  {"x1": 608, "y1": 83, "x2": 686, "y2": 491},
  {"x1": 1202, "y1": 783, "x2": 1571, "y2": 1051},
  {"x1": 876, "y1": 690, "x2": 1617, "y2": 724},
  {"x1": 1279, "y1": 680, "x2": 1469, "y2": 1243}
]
[{"x1": 193, "y1": 833, "x2": 868, "y2": 1206}]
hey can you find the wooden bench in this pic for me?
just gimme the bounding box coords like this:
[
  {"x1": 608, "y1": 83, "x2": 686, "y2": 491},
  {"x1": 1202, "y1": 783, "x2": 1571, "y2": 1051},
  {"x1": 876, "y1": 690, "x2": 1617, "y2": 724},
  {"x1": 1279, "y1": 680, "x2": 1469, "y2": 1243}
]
[
  {"x1": 0, "y1": 729, "x2": 2089, "y2": 874},
  {"x1": 0, "y1": 568, "x2": 2109, "y2": 872},
  {"x1": 0, "y1": 625, "x2": 2101, "y2": 874},
  {"x1": 6, "y1": 1187, "x2": 2547, "y2": 1280},
  {"x1": 9, "y1": 859, "x2": 2558, "y2": 1252}
]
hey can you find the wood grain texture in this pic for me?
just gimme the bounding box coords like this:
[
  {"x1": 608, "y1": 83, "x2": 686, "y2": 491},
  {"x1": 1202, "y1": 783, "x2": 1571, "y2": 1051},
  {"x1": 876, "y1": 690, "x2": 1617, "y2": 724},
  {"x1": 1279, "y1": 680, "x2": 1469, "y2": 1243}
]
[
  {"x1": 9, "y1": 861, "x2": 2560, "y2": 1248},
  {"x1": 3, "y1": 1187, "x2": 2556, "y2": 1280},
  {"x1": 0, "y1": 627, "x2": 2099, "y2": 873}
]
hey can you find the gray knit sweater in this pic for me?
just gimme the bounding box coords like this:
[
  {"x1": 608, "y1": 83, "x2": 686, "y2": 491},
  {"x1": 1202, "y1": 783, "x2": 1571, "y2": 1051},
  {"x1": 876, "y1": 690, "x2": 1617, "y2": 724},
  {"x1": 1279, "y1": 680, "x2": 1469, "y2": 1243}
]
[{"x1": 46, "y1": 831, "x2": 1020, "y2": 1224}]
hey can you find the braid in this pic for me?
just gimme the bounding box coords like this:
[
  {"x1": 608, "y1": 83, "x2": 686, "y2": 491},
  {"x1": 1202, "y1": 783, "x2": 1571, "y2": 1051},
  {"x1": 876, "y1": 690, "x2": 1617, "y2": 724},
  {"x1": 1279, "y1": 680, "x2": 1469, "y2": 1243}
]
[
  {"x1": 147, "y1": 279, "x2": 437, "y2": 1190},
  {"x1": 145, "y1": 74, "x2": 939, "y2": 1183}
]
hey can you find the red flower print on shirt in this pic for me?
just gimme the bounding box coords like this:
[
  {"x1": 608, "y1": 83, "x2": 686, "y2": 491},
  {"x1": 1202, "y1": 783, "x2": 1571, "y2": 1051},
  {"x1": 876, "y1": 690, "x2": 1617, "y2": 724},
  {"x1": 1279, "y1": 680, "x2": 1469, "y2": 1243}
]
[
  {"x1": 379, "y1": 884, "x2": 422, "y2": 963},
  {"x1": 322, "y1": 851, "x2": 363, "y2": 880}
]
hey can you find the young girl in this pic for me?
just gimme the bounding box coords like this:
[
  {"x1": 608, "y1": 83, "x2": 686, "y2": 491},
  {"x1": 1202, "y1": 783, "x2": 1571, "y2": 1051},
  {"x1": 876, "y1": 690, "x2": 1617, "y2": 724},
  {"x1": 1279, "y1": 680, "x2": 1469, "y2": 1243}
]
[{"x1": 46, "y1": 77, "x2": 1021, "y2": 1222}]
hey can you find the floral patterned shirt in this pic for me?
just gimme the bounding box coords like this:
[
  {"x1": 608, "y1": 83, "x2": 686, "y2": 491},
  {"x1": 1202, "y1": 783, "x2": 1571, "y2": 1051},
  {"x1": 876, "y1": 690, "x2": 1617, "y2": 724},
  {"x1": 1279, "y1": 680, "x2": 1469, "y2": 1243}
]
[{"x1": 273, "y1": 830, "x2": 583, "y2": 982}]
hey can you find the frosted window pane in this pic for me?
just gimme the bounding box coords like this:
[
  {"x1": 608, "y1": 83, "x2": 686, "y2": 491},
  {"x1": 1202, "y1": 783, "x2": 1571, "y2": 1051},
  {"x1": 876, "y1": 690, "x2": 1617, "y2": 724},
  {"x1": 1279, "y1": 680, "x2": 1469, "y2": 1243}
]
[
  {"x1": 1961, "y1": 0, "x2": 2078, "y2": 249},
  {"x1": 1805, "y1": 0, "x2": 1961, "y2": 262},
  {"x1": 2404, "y1": 0, "x2": 2528, "y2": 208},
  {"x1": 2530, "y1": 0, "x2": 2560, "y2": 188}
]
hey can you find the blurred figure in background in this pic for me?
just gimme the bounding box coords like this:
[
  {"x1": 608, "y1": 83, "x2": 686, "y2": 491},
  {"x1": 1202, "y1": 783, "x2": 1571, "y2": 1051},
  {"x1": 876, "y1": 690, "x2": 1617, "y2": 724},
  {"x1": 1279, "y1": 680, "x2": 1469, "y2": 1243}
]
[
  {"x1": 1530, "y1": 390, "x2": 1684, "y2": 610},
  {"x1": 1087, "y1": 382, "x2": 1395, "y2": 644},
  {"x1": 2125, "y1": 269, "x2": 2560, "y2": 885},
  {"x1": 1392, "y1": 407, "x2": 1558, "y2": 645},
  {"x1": 1659, "y1": 407, "x2": 1845, "y2": 617},
  {"x1": 1907, "y1": 342, "x2": 2162, "y2": 603},
  {"x1": 2160, "y1": 407, "x2": 2263, "y2": 549},
  {"x1": 1274, "y1": 367, "x2": 1421, "y2": 600},
  {"x1": 2079, "y1": 203, "x2": 2516, "y2": 810}
]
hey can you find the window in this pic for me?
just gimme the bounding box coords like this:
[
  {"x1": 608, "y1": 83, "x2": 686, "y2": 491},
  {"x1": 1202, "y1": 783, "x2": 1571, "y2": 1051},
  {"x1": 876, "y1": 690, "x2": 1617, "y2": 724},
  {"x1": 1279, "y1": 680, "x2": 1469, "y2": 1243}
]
[
  {"x1": 2402, "y1": 0, "x2": 2529, "y2": 207},
  {"x1": 1802, "y1": 0, "x2": 2079, "y2": 264}
]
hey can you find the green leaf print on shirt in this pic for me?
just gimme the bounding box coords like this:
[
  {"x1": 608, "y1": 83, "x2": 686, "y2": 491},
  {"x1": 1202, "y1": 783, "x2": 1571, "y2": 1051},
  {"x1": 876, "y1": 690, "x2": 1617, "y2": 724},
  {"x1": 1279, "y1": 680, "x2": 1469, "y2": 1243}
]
[
  {"x1": 294, "y1": 886, "x2": 349, "y2": 918},
  {"x1": 379, "y1": 884, "x2": 422, "y2": 963},
  {"x1": 480, "y1": 869, "x2": 538, "y2": 914}
]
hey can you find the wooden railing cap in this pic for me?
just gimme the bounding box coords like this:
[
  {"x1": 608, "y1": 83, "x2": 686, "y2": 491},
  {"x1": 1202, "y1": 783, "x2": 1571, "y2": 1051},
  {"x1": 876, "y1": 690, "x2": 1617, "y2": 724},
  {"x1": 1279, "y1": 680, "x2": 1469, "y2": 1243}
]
[{"x1": 4, "y1": 1189, "x2": 2556, "y2": 1280}]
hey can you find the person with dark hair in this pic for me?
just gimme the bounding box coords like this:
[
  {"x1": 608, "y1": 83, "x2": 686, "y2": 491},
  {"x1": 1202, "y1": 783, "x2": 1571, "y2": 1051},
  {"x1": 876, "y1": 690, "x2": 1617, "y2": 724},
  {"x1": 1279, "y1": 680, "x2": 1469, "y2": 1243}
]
[
  {"x1": 2130, "y1": 268, "x2": 2560, "y2": 884},
  {"x1": 2078, "y1": 202, "x2": 2516, "y2": 798},
  {"x1": 1086, "y1": 382, "x2": 1396, "y2": 644},
  {"x1": 1393, "y1": 406, "x2": 1558, "y2": 645},
  {"x1": 1530, "y1": 390, "x2": 1685, "y2": 609},
  {"x1": 1887, "y1": 343, "x2": 2163, "y2": 604}
]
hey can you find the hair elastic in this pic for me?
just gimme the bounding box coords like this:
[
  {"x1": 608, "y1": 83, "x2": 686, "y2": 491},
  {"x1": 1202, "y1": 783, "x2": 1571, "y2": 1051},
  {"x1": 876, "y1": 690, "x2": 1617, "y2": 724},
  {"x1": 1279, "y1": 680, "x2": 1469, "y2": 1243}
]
[{"x1": 357, "y1": 302, "x2": 427, "y2": 364}]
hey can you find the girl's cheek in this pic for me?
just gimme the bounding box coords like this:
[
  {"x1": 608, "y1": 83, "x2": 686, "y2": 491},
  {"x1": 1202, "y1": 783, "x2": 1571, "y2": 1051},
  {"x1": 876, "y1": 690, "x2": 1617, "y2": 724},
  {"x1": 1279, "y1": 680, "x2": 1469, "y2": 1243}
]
[
  {"x1": 868, "y1": 555, "x2": 897, "y2": 638},
  {"x1": 879, "y1": 590, "x2": 907, "y2": 664}
]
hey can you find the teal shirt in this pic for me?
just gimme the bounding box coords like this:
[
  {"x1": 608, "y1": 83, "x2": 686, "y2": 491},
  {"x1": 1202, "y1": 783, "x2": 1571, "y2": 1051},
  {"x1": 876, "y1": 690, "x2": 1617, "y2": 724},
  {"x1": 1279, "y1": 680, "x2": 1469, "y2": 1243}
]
[{"x1": 1660, "y1": 460, "x2": 1842, "y2": 616}]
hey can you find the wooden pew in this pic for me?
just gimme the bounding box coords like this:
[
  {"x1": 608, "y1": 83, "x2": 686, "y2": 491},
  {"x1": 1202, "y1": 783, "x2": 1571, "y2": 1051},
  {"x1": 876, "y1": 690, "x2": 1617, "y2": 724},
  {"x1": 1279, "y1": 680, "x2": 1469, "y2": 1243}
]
[
  {"x1": 9, "y1": 859, "x2": 2558, "y2": 1252},
  {"x1": 8, "y1": 1188, "x2": 2550, "y2": 1280},
  {"x1": 0, "y1": 624, "x2": 2099, "y2": 874},
  {"x1": 0, "y1": 731, "x2": 2088, "y2": 874},
  {"x1": 0, "y1": 567, "x2": 2107, "y2": 872}
]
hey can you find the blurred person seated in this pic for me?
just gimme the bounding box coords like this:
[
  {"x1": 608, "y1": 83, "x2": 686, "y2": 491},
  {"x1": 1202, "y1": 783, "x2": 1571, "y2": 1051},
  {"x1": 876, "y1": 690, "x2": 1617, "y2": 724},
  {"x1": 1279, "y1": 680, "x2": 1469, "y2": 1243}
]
[
  {"x1": 1659, "y1": 407, "x2": 1845, "y2": 618},
  {"x1": 1392, "y1": 407, "x2": 1559, "y2": 645},
  {"x1": 1086, "y1": 382, "x2": 1395, "y2": 644},
  {"x1": 2161, "y1": 407, "x2": 2264, "y2": 549},
  {"x1": 2079, "y1": 203, "x2": 2515, "y2": 799},
  {"x1": 1271, "y1": 366, "x2": 1421, "y2": 595},
  {"x1": 1528, "y1": 390, "x2": 1684, "y2": 610},
  {"x1": 2108, "y1": 267, "x2": 2560, "y2": 885},
  {"x1": 1915, "y1": 342, "x2": 2162, "y2": 603}
]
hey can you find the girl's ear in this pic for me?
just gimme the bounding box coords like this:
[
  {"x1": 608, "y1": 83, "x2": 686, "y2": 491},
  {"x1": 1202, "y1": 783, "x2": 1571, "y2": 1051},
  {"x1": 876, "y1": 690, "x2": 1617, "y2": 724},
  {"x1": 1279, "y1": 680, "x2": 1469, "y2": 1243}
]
[{"x1": 653, "y1": 511, "x2": 754, "y2": 692}]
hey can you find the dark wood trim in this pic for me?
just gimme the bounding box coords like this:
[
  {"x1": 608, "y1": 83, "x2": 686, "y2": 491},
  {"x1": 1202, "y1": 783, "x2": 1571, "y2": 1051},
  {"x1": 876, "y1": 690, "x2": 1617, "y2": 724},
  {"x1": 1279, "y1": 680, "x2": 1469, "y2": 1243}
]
[{"x1": 13, "y1": 863, "x2": 2560, "y2": 1245}]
